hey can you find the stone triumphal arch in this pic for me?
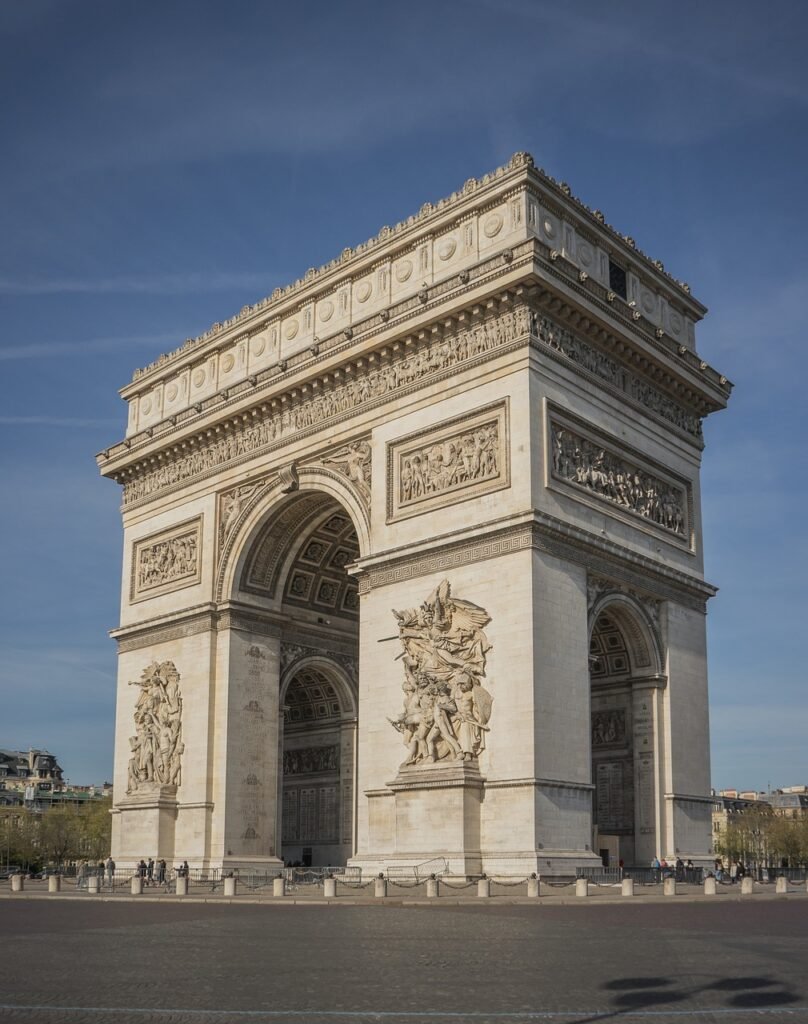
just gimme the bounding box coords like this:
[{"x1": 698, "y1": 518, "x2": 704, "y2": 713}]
[{"x1": 100, "y1": 153, "x2": 731, "y2": 874}]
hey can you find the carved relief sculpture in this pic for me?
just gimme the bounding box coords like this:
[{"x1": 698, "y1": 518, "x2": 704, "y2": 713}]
[
  {"x1": 283, "y1": 745, "x2": 339, "y2": 776},
  {"x1": 591, "y1": 709, "x2": 627, "y2": 748},
  {"x1": 131, "y1": 519, "x2": 202, "y2": 600},
  {"x1": 550, "y1": 421, "x2": 687, "y2": 538},
  {"x1": 323, "y1": 440, "x2": 372, "y2": 498},
  {"x1": 126, "y1": 661, "x2": 183, "y2": 793},
  {"x1": 219, "y1": 482, "x2": 264, "y2": 550},
  {"x1": 388, "y1": 580, "x2": 493, "y2": 766},
  {"x1": 388, "y1": 402, "x2": 509, "y2": 521},
  {"x1": 122, "y1": 308, "x2": 530, "y2": 505}
]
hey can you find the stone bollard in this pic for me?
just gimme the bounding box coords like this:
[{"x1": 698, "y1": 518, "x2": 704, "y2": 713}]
[
  {"x1": 224, "y1": 876, "x2": 237, "y2": 897},
  {"x1": 663, "y1": 877, "x2": 677, "y2": 896},
  {"x1": 176, "y1": 876, "x2": 188, "y2": 896},
  {"x1": 575, "y1": 878, "x2": 588, "y2": 898},
  {"x1": 704, "y1": 876, "x2": 717, "y2": 896},
  {"x1": 130, "y1": 876, "x2": 143, "y2": 895},
  {"x1": 621, "y1": 878, "x2": 634, "y2": 897},
  {"x1": 88, "y1": 875, "x2": 100, "y2": 895},
  {"x1": 426, "y1": 876, "x2": 439, "y2": 898},
  {"x1": 48, "y1": 875, "x2": 62, "y2": 894},
  {"x1": 273, "y1": 877, "x2": 286, "y2": 897},
  {"x1": 10, "y1": 873, "x2": 24, "y2": 893},
  {"x1": 323, "y1": 876, "x2": 337, "y2": 898},
  {"x1": 527, "y1": 875, "x2": 540, "y2": 898},
  {"x1": 374, "y1": 875, "x2": 387, "y2": 898},
  {"x1": 741, "y1": 876, "x2": 754, "y2": 895},
  {"x1": 776, "y1": 876, "x2": 788, "y2": 895},
  {"x1": 477, "y1": 877, "x2": 491, "y2": 898}
]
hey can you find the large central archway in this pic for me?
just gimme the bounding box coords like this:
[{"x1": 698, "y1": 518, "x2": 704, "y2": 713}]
[{"x1": 219, "y1": 483, "x2": 362, "y2": 871}]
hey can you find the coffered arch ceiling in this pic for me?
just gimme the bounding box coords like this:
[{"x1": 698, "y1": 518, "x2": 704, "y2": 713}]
[{"x1": 240, "y1": 492, "x2": 359, "y2": 621}]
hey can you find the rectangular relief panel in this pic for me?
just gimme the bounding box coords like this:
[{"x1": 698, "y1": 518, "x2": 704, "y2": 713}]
[
  {"x1": 386, "y1": 400, "x2": 510, "y2": 522},
  {"x1": 130, "y1": 516, "x2": 203, "y2": 602},
  {"x1": 546, "y1": 405, "x2": 693, "y2": 548}
]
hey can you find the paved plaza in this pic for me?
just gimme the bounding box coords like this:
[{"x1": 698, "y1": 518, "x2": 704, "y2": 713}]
[{"x1": 1, "y1": 897, "x2": 806, "y2": 1023}]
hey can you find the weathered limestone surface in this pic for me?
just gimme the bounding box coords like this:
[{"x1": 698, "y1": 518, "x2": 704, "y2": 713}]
[{"x1": 100, "y1": 153, "x2": 730, "y2": 874}]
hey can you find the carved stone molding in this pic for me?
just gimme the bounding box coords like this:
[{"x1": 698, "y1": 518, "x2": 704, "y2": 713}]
[
  {"x1": 119, "y1": 304, "x2": 531, "y2": 507},
  {"x1": 113, "y1": 606, "x2": 217, "y2": 654},
  {"x1": 130, "y1": 517, "x2": 202, "y2": 603},
  {"x1": 280, "y1": 641, "x2": 358, "y2": 685},
  {"x1": 548, "y1": 409, "x2": 691, "y2": 544},
  {"x1": 587, "y1": 573, "x2": 662, "y2": 638},
  {"x1": 386, "y1": 401, "x2": 509, "y2": 522},
  {"x1": 530, "y1": 310, "x2": 703, "y2": 440},
  {"x1": 355, "y1": 510, "x2": 712, "y2": 611}
]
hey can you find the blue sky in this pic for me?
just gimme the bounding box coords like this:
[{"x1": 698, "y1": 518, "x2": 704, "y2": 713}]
[{"x1": 0, "y1": 0, "x2": 805, "y2": 789}]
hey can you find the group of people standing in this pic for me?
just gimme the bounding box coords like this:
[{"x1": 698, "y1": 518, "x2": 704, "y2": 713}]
[
  {"x1": 713, "y1": 858, "x2": 748, "y2": 883},
  {"x1": 650, "y1": 856, "x2": 697, "y2": 882},
  {"x1": 75, "y1": 856, "x2": 116, "y2": 888},
  {"x1": 135, "y1": 857, "x2": 190, "y2": 886},
  {"x1": 73, "y1": 855, "x2": 191, "y2": 889}
]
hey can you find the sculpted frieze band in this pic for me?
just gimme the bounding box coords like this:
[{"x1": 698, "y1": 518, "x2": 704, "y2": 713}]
[
  {"x1": 121, "y1": 306, "x2": 531, "y2": 505},
  {"x1": 531, "y1": 312, "x2": 702, "y2": 439},
  {"x1": 388, "y1": 402, "x2": 509, "y2": 521},
  {"x1": 131, "y1": 518, "x2": 202, "y2": 601},
  {"x1": 119, "y1": 301, "x2": 701, "y2": 508},
  {"x1": 282, "y1": 745, "x2": 339, "y2": 776},
  {"x1": 550, "y1": 418, "x2": 689, "y2": 540}
]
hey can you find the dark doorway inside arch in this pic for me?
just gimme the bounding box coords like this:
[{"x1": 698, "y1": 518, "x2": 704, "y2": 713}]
[
  {"x1": 589, "y1": 611, "x2": 638, "y2": 868},
  {"x1": 280, "y1": 664, "x2": 356, "y2": 867}
]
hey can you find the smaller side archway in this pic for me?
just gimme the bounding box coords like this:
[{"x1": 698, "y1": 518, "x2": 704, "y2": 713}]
[
  {"x1": 588, "y1": 593, "x2": 665, "y2": 870},
  {"x1": 277, "y1": 657, "x2": 358, "y2": 868}
]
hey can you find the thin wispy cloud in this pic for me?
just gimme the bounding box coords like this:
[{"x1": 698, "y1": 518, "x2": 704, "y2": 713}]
[
  {"x1": 0, "y1": 332, "x2": 181, "y2": 362},
  {"x1": 0, "y1": 270, "x2": 275, "y2": 296},
  {"x1": 0, "y1": 416, "x2": 120, "y2": 427}
]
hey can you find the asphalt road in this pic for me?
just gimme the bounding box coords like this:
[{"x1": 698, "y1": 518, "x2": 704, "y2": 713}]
[{"x1": 0, "y1": 900, "x2": 806, "y2": 1023}]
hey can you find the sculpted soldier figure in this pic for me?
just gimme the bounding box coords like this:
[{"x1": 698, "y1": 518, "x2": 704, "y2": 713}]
[
  {"x1": 126, "y1": 661, "x2": 184, "y2": 793},
  {"x1": 389, "y1": 580, "x2": 493, "y2": 767}
]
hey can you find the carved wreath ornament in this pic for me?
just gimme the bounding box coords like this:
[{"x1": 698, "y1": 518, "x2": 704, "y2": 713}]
[
  {"x1": 388, "y1": 580, "x2": 493, "y2": 767},
  {"x1": 126, "y1": 661, "x2": 184, "y2": 793}
]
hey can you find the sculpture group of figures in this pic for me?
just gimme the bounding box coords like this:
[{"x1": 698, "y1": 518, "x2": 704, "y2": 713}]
[
  {"x1": 282, "y1": 745, "x2": 339, "y2": 776},
  {"x1": 137, "y1": 533, "x2": 198, "y2": 589},
  {"x1": 591, "y1": 709, "x2": 627, "y2": 747},
  {"x1": 388, "y1": 580, "x2": 493, "y2": 766},
  {"x1": 551, "y1": 425, "x2": 686, "y2": 535},
  {"x1": 123, "y1": 308, "x2": 530, "y2": 504},
  {"x1": 126, "y1": 661, "x2": 184, "y2": 793},
  {"x1": 401, "y1": 423, "x2": 499, "y2": 504}
]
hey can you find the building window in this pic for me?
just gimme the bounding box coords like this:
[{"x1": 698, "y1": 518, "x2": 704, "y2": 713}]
[{"x1": 609, "y1": 259, "x2": 627, "y2": 300}]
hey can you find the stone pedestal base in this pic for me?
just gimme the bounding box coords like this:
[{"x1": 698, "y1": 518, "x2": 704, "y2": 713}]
[
  {"x1": 352, "y1": 761, "x2": 484, "y2": 876},
  {"x1": 114, "y1": 785, "x2": 178, "y2": 862}
]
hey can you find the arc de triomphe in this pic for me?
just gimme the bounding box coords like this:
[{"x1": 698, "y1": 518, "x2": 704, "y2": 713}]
[{"x1": 98, "y1": 153, "x2": 731, "y2": 875}]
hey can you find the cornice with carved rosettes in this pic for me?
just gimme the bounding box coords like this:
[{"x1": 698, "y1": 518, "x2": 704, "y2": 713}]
[{"x1": 124, "y1": 151, "x2": 701, "y2": 392}]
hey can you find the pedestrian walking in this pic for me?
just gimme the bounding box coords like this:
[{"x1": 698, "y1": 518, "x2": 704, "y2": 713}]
[
  {"x1": 105, "y1": 856, "x2": 115, "y2": 888},
  {"x1": 147, "y1": 857, "x2": 154, "y2": 886}
]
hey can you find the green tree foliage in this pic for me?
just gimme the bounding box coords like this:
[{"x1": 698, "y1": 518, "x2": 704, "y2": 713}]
[
  {"x1": 715, "y1": 804, "x2": 808, "y2": 868},
  {"x1": 0, "y1": 798, "x2": 111, "y2": 871}
]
